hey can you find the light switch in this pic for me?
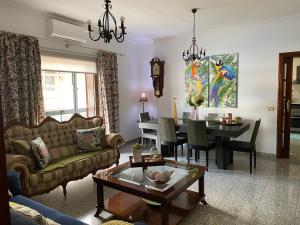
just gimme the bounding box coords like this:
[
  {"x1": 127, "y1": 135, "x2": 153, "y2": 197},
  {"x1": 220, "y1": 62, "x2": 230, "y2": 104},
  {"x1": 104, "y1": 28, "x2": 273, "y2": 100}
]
[{"x1": 267, "y1": 107, "x2": 275, "y2": 111}]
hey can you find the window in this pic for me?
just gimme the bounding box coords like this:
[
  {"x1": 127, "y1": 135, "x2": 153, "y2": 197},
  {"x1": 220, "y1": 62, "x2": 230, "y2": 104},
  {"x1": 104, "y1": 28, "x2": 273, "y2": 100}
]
[{"x1": 41, "y1": 54, "x2": 97, "y2": 121}]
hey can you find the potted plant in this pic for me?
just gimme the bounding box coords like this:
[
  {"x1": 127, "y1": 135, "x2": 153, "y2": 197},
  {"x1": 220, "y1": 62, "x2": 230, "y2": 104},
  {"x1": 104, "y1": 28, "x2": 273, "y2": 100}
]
[{"x1": 131, "y1": 143, "x2": 143, "y2": 162}]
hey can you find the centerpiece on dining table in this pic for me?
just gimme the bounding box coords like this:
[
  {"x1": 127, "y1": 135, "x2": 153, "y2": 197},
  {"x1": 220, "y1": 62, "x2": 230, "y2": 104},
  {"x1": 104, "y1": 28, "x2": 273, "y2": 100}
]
[{"x1": 187, "y1": 92, "x2": 205, "y2": 120}]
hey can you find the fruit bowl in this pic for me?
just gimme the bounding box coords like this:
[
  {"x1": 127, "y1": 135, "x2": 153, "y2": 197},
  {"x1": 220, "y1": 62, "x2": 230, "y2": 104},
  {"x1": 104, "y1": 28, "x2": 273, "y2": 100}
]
[{"x1": 145, "y1": 167, "x2": 175, "y2": 185}]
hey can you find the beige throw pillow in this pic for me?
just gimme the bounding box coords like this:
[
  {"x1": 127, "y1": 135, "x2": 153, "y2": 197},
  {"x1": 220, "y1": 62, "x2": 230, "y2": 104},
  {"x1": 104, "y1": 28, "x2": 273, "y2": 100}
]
[
  {"x1": 31, "y1": 137, "x2": 51, "y2": 168},
  {"x1": 9, "y1": 202, "x2": 59, "y2": 225}
]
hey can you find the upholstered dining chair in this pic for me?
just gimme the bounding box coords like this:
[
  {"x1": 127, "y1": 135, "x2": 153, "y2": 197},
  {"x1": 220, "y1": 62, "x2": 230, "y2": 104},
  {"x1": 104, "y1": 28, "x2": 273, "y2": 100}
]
[
  {"x1": 186, "y1": 120, "x2": 216, "y2": 168},
  {"x1": 226, "y1": 119, "x2": 261, "y2": 174},
  {"x1": 139, "y1": 112, "x2": 157, "y2": 146},
  {"x1": 159, "y1": 117, "x2": 187, "y2": 161},
  {"x1": 176, "y1": 112, "x2": 191, "y2": 155}
]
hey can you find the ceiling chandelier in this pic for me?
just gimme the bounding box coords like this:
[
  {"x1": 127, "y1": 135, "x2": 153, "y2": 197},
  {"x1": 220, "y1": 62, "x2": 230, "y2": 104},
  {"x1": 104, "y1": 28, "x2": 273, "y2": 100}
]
[
  {"x1": 87, "y1": 0, "x2": 127, "y2": 43},
  {"x1": 182, "y1": 8, "x2": 206, "y2": 63}
]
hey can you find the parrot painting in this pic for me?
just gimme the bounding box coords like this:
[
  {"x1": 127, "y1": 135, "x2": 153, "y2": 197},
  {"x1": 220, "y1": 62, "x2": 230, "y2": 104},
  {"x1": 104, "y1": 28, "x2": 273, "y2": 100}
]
[
  {"x1": 210, "y1": 58, "x2": 237, "y2": 107},
  {"x1": 185, "y1": 59, "x2": 209, "y2": 107}
]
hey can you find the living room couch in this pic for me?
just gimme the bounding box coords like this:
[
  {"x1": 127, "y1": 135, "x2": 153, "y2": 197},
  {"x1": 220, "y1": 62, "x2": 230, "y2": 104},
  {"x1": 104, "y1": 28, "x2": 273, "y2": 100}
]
[
  {"x1": 8, "y1": 170, "x2": 146, "y2": 225},
  {"x1": 5, "y1": 114, "x2": 125, "y2": 197}
]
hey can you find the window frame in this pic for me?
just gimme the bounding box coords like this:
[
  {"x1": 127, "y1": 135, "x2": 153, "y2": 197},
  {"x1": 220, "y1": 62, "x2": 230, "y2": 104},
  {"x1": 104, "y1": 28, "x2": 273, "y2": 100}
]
[{"x1": 42, "y1": 69, "x2": 95, "y2": 121}]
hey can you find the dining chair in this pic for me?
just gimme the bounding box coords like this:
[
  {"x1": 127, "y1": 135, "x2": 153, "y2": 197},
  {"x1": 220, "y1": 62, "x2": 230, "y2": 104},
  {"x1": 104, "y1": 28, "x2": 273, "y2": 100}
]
[
  {"x1": 139, "y1": 112, "x2": 157, "y2": 146},
  {"x1": 159, "y1": 117, "x2": 187, "y2": 161},
  {"x1": 176, "y1": 112, "x2": 191, "y2": 155},
  {"x1": 226, "y1": 119, "x2": 261, "y2": 174},
  {"x1": 207, "y1": 113, "x2": 219, "y2": 121},
  {"x1": 186, "y1": 120, "x2": 216, "y2": 168}
]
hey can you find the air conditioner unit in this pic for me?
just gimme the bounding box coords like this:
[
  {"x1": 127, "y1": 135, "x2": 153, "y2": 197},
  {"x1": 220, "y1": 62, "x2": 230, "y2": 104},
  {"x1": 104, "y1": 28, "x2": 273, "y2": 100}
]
[{"x1": 47, "y1": 19, "x2": 87, "y2": 43}]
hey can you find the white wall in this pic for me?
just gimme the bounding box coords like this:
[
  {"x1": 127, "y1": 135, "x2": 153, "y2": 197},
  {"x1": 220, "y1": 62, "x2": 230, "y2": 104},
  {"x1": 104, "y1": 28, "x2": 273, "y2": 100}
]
[
  {"x1": 0, "y1": 1, "x2": 153, "y2": 141},
  {"x1": 153, "y1": 15, "x2": 300, "y2": 154}
]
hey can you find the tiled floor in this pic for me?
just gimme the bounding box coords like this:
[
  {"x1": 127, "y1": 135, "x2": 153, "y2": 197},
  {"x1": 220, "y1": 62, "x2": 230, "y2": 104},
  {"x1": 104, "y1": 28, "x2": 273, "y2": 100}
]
[{"x1": 32, "y1": 142, "x2": 300, "y2": 225}]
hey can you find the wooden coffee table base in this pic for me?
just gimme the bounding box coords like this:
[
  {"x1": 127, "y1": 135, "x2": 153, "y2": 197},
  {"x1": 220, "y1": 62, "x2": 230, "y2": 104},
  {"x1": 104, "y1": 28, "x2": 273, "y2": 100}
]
[{"x1": 98, "y1": 190, "x2": 204, "y2": 225}]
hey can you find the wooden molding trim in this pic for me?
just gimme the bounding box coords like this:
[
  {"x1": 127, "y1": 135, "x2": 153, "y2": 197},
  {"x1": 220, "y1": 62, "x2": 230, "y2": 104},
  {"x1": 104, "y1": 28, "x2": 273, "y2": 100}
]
[{"x1": 4, "y1": 113, "x2": 103, "y2": 131}]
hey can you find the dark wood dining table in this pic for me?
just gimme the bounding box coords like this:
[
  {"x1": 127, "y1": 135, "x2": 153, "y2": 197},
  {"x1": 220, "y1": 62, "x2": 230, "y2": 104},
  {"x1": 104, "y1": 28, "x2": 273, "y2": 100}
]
[{"x1": 138, "y1": 119, "x2": 250, "y2": 170}]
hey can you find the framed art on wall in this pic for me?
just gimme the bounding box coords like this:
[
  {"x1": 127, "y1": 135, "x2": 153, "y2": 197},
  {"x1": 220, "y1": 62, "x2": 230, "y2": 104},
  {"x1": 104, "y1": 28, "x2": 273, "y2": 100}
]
[
  {"x1": 209, "y1": 53, "x2": 238, "y2": 108},
  {"x1": 184, "y1": 53, "x2": 238, "y2": 108}
]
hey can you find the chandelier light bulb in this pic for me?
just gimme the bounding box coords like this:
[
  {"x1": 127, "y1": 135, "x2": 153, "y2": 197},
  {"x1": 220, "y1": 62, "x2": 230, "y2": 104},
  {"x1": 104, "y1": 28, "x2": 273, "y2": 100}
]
[{"x1": 120, "y1": 16, "x2": 125, "y2": 22}]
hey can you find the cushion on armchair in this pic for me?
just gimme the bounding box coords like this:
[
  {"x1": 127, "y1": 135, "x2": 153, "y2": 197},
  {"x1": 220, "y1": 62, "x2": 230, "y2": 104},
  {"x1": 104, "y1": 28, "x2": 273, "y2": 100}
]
[
  {"x1": 10, "y1": 209, "x2": 40, "y2": 225},
  {"x1": 10, "y1": 202, "x2": 59, "y2": 225}
]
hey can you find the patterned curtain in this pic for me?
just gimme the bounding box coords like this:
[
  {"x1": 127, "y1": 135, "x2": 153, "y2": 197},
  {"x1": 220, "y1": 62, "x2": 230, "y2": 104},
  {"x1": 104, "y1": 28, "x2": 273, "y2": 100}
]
[
  {"x1": 96, "y1": 51, "x2": 119, "y2": 133},
  {"x1": 0, "y1": 31, "x2": 45, "y2": 126}
]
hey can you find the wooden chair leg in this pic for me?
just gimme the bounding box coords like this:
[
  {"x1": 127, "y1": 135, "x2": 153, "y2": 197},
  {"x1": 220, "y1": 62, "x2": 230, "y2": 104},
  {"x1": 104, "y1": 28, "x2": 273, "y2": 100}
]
[
  {"x1": 187, "y1": 145, "x2": 190, "y2": 164},
  {"x1": 249, "y1": 151, "x2": 252, "y2": 174},
  {"x1": 175, "y1": 146, "x2": 178, "y2": 161},
  {"x1": 195, "y1": 149, "x2": 197, "y2": 162},
  {"x1": 254, "y1": 149, "x2": 256, "y2": 168},
  {"x1": 206, "y1": 151, "x2": 209, "y2": 169},
  {"x1": 181, "y1": 144, "x2": 184, "y2": 156}
]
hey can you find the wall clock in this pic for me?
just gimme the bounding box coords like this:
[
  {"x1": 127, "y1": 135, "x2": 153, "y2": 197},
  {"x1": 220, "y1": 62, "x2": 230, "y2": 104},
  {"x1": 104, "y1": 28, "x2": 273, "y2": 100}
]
[{"x1": 150, "y1": 57, "x2": 165, "y2": 98}]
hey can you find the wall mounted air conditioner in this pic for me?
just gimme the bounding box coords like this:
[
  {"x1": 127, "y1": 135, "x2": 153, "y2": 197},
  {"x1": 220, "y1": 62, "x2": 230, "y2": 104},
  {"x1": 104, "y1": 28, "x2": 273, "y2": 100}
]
[{"x1": 47, "y1": 19, "x2": 87, "y2": 43}]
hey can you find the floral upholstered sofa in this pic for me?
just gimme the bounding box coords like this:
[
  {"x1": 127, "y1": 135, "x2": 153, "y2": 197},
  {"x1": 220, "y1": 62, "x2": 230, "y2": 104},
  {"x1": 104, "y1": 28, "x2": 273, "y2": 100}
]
[{"x1": 5, "y1": 114, "x2": 124, "y2": 197}]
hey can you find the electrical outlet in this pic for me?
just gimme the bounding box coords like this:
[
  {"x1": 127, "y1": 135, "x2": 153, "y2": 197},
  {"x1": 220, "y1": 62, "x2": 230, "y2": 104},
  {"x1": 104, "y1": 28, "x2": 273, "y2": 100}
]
[{"x1": 267, "y1": 107, "x2": 275, "y2": 111}]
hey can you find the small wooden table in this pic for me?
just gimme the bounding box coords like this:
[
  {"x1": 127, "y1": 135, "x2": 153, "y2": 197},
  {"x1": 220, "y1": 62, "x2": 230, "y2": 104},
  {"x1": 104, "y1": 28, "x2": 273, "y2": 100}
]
[{"x1": 93, "y1": 160, "x2": 206, "y2": 225}]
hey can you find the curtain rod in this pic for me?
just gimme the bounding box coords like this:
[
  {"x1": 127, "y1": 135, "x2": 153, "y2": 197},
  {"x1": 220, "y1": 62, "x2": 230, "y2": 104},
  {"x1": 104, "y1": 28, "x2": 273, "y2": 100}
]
[{"x1": 38, "y1": 37, "x2": 125, "y2": 56}]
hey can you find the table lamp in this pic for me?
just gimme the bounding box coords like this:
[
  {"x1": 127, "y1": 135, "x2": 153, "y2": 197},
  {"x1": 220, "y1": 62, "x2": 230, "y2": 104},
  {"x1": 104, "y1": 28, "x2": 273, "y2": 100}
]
[{"x1": 139, "y1": 92, "x2": 148, "y2": 113}]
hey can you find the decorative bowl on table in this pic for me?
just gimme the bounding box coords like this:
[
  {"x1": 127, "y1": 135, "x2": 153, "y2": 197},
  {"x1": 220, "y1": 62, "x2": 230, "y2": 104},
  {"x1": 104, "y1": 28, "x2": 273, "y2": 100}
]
[{"x1": 145, "y1": 167, "x2": 175, "y2": 185}]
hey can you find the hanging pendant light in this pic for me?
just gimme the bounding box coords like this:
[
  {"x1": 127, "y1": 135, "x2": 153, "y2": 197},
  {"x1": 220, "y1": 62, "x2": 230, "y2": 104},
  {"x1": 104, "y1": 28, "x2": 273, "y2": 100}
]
[
  {"x1": 87, "y1": 0, "x2": 127, "y2": 43},
  {"x1": 182, "y1": 8, "x2": 206, "y2": 63}
]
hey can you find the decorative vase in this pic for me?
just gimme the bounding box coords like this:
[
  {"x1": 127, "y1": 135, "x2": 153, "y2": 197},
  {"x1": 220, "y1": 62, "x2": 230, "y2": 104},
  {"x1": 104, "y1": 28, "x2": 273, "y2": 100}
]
[
  {"x1": 132, "y1": 150, "x2": 142, "y2": 162},
  {"x1": 191, "y1": 107, "x2": 199, "y2": 120}
]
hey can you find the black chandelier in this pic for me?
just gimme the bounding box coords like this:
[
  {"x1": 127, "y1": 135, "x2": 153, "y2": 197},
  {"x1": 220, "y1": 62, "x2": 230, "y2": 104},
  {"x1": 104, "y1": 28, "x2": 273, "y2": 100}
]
[
  {"x1": 87, "y1": 0, "x2": 127, "y2": 43},
  {"x1": 182, "y1": 8, "x2": 206, "y2": 63}
]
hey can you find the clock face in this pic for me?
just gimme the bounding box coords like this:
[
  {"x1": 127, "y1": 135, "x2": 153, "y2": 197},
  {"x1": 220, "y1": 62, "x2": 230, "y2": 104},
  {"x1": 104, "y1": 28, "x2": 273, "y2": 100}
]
[{"x1": 152, "y1": 63, "x2": 160, "y2": 76}]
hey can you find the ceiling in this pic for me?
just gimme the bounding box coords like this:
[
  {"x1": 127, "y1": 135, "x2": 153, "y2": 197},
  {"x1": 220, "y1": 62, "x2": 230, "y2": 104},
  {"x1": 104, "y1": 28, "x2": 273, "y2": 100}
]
[{"x1": 2, "y1": 0, "x2": 300, "y2": 41}]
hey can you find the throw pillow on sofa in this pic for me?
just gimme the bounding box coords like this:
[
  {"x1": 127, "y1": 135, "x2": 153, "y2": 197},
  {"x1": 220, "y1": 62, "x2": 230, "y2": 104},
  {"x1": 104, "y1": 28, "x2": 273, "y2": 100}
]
[
  {"x1": 77, "y1": 126, "x2": 105, "y2": 152},
  {"x1": 9, "y1": 202, "x2": 59, "y2": 225},
  {"x1": 12, "y1": 139, "x2": 37, "y2": 171},
  {"x1": 30, "y1": 137, "x2": 52, "y2": 168}
]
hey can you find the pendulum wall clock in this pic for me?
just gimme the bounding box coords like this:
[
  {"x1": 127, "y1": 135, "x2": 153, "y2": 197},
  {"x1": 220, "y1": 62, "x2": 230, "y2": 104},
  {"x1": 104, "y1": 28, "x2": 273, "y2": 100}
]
[{"x1": 150, "y1": 57, "x2": 165, "y2": 98}]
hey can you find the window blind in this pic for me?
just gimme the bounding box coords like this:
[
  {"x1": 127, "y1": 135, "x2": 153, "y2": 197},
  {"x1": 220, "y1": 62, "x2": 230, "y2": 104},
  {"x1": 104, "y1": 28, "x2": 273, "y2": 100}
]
[{"x1": 41, "y1": 54, "x2": 97, "y2": 74}]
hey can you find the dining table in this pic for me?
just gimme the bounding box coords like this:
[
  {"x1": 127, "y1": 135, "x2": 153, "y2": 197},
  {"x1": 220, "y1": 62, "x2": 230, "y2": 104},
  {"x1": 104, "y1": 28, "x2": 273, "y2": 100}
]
[{"x1": 138, "y1": 119, "x2": 250, "y2": 170}]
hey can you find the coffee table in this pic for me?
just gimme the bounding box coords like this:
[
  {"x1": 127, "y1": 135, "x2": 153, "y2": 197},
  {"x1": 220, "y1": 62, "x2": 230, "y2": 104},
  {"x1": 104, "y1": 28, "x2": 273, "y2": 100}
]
[{"x1": 93, "y1": 160, "x2": 207, "y2": 225}]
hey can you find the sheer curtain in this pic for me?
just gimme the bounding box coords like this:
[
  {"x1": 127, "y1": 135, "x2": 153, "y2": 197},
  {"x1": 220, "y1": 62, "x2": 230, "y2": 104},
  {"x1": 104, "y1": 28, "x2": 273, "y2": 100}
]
[{"x1": 0, "y1": 31, "x2": 45, "y2": 126}]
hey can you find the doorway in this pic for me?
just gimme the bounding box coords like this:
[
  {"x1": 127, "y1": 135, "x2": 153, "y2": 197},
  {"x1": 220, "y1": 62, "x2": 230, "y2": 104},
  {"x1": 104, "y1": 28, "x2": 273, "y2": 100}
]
[{"x1": 277, "y1": 51, "x2": 300, "y2": 158}]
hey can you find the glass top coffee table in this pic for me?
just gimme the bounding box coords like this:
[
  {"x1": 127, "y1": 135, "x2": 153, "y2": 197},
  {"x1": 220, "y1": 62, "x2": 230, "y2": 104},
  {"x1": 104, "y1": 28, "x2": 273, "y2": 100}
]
[{"x1": 93, "y1": 160, "x2": 207, "y2": 225}]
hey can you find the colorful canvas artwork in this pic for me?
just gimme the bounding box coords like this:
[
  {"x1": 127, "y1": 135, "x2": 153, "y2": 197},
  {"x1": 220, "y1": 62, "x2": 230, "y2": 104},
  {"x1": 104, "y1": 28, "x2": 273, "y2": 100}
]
[
  {"x1": 209, "y1": 53, "x2": 238, "y2": 107},
  {"x1": 185, "y1": 59, "x2": 209, "y2": 107},
  {"x1": 184, "y1": 53, "x2": 238, "y2": 108}
]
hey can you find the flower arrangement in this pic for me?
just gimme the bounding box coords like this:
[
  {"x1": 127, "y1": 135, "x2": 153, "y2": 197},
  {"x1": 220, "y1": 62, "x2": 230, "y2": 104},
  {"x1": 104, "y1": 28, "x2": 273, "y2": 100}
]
[{"x1": 187, "y1": 93, "x2": 204, "y2": 109}]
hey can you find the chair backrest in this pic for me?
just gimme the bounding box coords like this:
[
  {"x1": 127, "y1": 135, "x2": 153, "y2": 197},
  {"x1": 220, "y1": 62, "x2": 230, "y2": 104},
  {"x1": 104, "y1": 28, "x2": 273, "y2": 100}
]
[
  {"x1": 250, "y1": 119, "x2": 261, "y2": 145},
  {"x1": 159, "y1": 117, "x2": 177, "y2": 143},
  {"x1": 207, "y1": 113, "x2": 219, "y2": 121},
  {"x1": 186, "y1": 120, "x2": 208, "y2": 147},
  {"x1": 139, "y1": 112, "x2": 150, "y2": 122},
  {"x1": 182, "y1": 112, "x2": 191, "y2": 119}
]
